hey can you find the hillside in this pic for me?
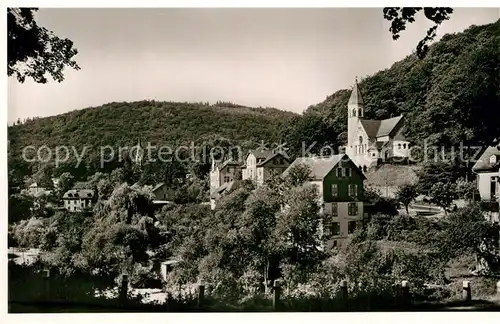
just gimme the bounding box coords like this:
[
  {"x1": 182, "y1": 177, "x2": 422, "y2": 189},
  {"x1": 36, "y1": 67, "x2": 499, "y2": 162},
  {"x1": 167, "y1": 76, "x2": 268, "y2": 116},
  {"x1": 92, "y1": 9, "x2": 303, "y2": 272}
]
[
  {"x1": 306, "y1": 19, "x2": 500, "y2": 148},
  {"x1": 8, "y1": 100, "x2": 297, "y2": 155}
]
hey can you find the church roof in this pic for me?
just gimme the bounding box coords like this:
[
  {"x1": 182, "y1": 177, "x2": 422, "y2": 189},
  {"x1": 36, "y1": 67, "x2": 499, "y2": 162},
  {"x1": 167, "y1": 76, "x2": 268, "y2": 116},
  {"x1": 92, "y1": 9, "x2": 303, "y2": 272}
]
[
  {"x1": 348, "y1": 79, "x2": 364, "y2": 106},
  {"x1": 360, "y1": 120, "x2": 381, "y2": 138},
  {"x1": 393, "y1": 130, "x2": 407, "y2": 141},
  {"x1": 377, "y1": 116, "x2": 404, "y2": 137},
  {"x1": 359, "y1": 115, "x2": 404, "y2": 139}
]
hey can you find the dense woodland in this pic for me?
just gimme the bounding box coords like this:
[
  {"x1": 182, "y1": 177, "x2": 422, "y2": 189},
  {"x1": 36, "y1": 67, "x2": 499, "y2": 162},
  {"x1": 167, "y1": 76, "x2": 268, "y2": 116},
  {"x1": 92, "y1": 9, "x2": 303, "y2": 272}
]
[
  {"x1": 8, "y1": 19, "x2": 500, "y2": 184},
  {"x1": 306, "y1": 19, "x2": 500, "y2": 148}
]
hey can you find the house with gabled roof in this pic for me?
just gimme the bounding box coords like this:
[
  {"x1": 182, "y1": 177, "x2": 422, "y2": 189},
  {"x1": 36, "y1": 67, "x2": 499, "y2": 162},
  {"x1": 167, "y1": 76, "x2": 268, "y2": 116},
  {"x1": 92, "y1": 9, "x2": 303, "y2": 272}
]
[
  {"x1": 345, "y1": 78, "x2": 410, "y2": 169},
  {"x1": 472, "y1": 143, "x2": 500, "y2": 210},
  {"x1": 151, "y1": 182, "x2": 175, "y2": 205},
  {"x1": 241, "y1": 149, "x2": 291, "y2": 186},
  {"x1": 63, "y1": 189, "x2": 95, "y2": 212},
  {"x1": 282, "y1": 154, "x2": 366, "y2": 247}
]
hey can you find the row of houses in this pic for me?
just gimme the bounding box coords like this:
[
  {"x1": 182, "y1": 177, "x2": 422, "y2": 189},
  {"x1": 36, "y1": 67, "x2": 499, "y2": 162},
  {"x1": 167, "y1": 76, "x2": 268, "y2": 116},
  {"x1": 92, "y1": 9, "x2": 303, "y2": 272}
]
[
  {"x1": 210, "y1": 149, "x2": 367, "y2": 247},
  {"x1": 209, "y1": 141, "x2": 500, "y2": 246}
]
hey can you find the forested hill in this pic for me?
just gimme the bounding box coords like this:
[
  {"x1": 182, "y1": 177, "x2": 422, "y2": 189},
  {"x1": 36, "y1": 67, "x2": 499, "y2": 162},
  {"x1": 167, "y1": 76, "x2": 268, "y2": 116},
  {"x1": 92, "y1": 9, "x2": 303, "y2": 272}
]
[
  {"x1": 306, "y1": 19, "x2": 500, "y2": 148},
  {"x1": 8, "y1": 100, "x2": 297, "y2": 153}
]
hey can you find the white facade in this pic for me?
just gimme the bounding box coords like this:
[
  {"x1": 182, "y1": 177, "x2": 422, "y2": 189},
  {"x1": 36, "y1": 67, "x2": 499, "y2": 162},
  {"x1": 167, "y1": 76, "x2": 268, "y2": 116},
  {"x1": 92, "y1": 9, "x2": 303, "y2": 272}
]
[
  {"x1": 63, "y1": 189, "x2": 94, "y2": 212},
  {"x1": 345, "y1": 79, "x2": 410, "y2": 169}
]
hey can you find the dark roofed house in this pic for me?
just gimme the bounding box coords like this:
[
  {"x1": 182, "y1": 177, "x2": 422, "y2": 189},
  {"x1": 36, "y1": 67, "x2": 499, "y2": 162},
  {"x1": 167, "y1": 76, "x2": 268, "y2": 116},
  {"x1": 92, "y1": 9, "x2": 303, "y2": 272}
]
[
  {"x1": 210, "y1": 157, "x2": 243, "y2": 206},
  {"x1": 210, "y1": 180, "x2": 243, "y2": 210},
  {"x1": 282, "y1": 154, "x2": 366, "y2": 248},
  {"x1": 151, "y1": 182, "x2": 175, "y2": 206}
]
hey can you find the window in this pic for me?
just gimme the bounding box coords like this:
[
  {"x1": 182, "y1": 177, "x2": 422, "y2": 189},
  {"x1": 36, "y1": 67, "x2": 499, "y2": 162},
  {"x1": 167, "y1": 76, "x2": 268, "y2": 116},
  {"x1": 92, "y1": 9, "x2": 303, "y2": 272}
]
[
  {"x1": 331, "y1": 184, "x2": 338, "y2": 197},
  {"x1": 330, "y1": 222, "x2": 340, "y2": 236},
  {"x1": 224, "y1": 176, "x2": 230, "y2": 183},
  {"x1": 348, "y1": 184, "x2": 358, "y2": 197},
  {"x1": 398, "y1": 143, "x2": 402, "y2": 149},
  {"x1": 333, "y1": 240, "x2": 338, "y2": 247},
  {"x1": 346, "y1": 168, "x2": 352, "y2": 177},
  {"x1": 348, "y1": 202, "x2": 358, "y2": 216},
  {"x1": 332, "y1": 203, "x2": 338, "y2": 216},
  {"x1": 336, "y1": 168, "x2": 342, "y2": 177},
  {"x1": 348, "y1": 221, "x2": 357, "y2": 234},
  {"x1": 491, "y1": 155, "x2": 497, "y2": 165},
  {"x1": 403, "y1": 143, "x2": 407, "y2": 149},
  {"x1": 341, "y1": 168, "x2": 346, "y2": 177}
]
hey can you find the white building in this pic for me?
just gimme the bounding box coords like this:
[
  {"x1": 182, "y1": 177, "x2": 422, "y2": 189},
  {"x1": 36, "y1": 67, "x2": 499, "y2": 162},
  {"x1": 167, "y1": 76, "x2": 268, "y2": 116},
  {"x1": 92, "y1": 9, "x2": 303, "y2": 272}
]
[
  {"x1": 472, "y1": 144, "x2": 500, "y2": 223},
  {"x1": 63, "y1": 189, "x2": 95, "y2": 212},
  {"x1": 345, "y1": 79, "x2": 410, "y2": 170},
  {"x1": 241, "y1": 149, "x2": 290, "y2": 186}
]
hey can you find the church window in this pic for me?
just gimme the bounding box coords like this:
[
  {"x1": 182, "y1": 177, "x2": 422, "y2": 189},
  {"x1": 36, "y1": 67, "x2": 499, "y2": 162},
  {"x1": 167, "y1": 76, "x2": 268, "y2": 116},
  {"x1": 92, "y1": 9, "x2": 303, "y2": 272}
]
[
  {"x1": 358, "y1": 108, "x2": 362, "y2": 117},
  {"x1": 403, "y1": 143, "x2": 407, "y2": 149},
  {"x1": 397, "y1": 143, "x2": 402, "y2": 149},
  {"x1": 352, "y1": 109, "x2": 356, "y2": 117}
]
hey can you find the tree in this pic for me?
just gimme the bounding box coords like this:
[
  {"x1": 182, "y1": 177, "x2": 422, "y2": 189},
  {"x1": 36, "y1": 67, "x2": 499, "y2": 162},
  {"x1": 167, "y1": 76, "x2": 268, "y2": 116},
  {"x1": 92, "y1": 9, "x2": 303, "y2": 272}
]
[
  {"x1": 282, "y1": 163, "x2": 312, "y2": 188},
  {"x1": 383, "y1": 7, "x2": 454, "y2": 59},
  {"x1": 455, "y1": 178, "x2": 477, "y2": 201},
  {"x1": 8, "y1": 193, "x2": 33, "y2": 223},
  {"x1": 56, "y1": 172, "x2": 75, "y2": 198},
  {"x1": 272, "y1": 184, "x2": 323, "y2": 266},
  {"x1": 8, "y1": 8, "x2": 80, "y2": 83},
  {"x1": 444, "y1": 203, "x2": 500, "y2": 273},
  {"x1": 395, "y1": 183, "x2": 418, "y2": 214},
  {"x1": 429, "y1": 182, "x2": 457, "y2": 214}
]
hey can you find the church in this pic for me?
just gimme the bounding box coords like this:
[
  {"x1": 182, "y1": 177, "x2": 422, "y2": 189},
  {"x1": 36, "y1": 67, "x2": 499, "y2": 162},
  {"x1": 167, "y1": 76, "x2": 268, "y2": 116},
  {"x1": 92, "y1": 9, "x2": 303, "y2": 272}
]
[{"x1": 345, "y1": 79, "x2": 410, "y2": 170}]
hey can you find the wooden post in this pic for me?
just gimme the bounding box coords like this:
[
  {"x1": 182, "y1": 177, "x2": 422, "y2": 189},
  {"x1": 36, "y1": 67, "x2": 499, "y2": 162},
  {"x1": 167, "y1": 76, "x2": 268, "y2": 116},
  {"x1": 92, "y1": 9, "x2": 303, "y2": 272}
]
[
  {"x1": 401, "y1": 280, "x2": 410, "y2": 307},
  {"x1": 164, "y1": 291, "x2": 171, "y2": 311},
  {"x1": 119, "y1": 274, "x2": 128, "y2": 307},
  {"x1": 197, "y1": 281, "x2": 205, "y2": 309},
  {"x1": 272, "y1": 279, "x2": 281, "y2": 311},
  {"x1": 42, "y1": 268, "x2": 50, "y2": 302},
  {"x1": 462, "y1": 280, "x2": 471, "y2": 302},
  {"x1": 496, "y1": 281, "x2": 500, "y2": 297},
  {"x1": 340, "y1": 280, "x2": 348, "y2": 310}
]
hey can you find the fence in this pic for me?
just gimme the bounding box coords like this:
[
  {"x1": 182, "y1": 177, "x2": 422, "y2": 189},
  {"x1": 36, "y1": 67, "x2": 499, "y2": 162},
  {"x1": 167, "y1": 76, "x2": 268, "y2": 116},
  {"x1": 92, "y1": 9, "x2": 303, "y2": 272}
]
[{"x1": 9, "y1": 263, "x2": 500, "y2": 312}]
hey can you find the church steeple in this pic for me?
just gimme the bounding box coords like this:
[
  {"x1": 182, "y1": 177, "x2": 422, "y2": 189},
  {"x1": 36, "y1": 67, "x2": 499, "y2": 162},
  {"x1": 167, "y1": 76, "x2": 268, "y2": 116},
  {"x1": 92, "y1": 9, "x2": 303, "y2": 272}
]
[
  {"x1": 133, "y1": 137, "x2": 144, "y2": 166},
  {"x1": 348, "y1": 77, "x2": 364, "y2": 118}
]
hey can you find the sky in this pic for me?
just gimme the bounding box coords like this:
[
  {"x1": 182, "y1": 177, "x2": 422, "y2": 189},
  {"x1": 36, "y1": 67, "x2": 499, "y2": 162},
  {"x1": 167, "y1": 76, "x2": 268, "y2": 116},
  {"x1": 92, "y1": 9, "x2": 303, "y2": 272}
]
[{"x1": 7, "y1": 7, "x2": 500, "y2": 123}]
